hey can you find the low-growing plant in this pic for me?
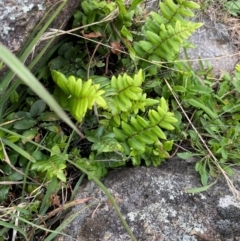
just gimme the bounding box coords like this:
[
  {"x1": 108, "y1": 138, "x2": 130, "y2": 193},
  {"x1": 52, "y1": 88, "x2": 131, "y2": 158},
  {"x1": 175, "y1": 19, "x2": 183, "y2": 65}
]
[
  {"x1": 165, "y1": 64, "x2": 240, "y2": 186},
  {"x1": 224, "y1": 0, "x2": 240, "y2": 16},
  {"x1": 44, "y1": 0, "x2": 203, "y2": 180},
  {"x1": 41, "y1": 0, "x2": 240, "y2": 190},
  {"x1": 47, "y1": 0, "x2": 240, "y2": 192},
  {"x1": 51, "y1": 69, "x2": 177, "y2": 176},
  {"x1": 1, "y1": 0, "x2": 240, "y2": 240}
]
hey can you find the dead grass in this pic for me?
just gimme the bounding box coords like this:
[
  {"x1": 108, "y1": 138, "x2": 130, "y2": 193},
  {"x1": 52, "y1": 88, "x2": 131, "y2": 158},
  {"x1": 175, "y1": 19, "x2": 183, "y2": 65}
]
[{"x1": 225, "y1": 17, "x2": 240, "y2": 50}]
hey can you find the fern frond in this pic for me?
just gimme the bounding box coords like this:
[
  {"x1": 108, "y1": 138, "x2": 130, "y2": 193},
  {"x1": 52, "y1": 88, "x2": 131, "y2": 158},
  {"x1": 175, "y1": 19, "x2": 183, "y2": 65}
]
[
  {"x1": 160, "y1": 0, "x2": 200, "y2": 25},
  {"x1": 106, "y1": 70, "x2": 144, "y2": 114},
  {"x1": 31, "y1": 155, "x2": 66, "y2": 182},
  {"x1": 134, "y1": 0, "x2": 202, "y2": 62},
  {"x1": 141, "y1": 20, "x2": 202, "y2": 61},
  {"x1": 148, "y1": 97, "x2": 178, "y2": 130},
  {"x1": 51, "y1": 70, "x2": 107, "y2": 122},
  {"x1": 101, "y1": 92, "x2": 159, "y2": 127},
  {"x1": 113, "y1": 97, "x2": 177, "y2": 153}
]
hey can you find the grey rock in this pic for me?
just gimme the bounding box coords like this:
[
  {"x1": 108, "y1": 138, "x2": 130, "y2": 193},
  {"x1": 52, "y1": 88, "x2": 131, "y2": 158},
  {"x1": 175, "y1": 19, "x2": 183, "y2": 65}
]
[
  {"x1": 181, "y1": 17, "x2": 239, "y2": 77},
  {"x1": 0, "y1": 0, "x2": 80, "y2": 53},
  {"x1": 144, "y1": 0, "x2": 159, "y2": 12},
  {"x1": 0, "y1": 0, "x2": 80, "y2": 77},
  {"x1": 55, "y1": 159, "x2": 240, "y2": 241}
]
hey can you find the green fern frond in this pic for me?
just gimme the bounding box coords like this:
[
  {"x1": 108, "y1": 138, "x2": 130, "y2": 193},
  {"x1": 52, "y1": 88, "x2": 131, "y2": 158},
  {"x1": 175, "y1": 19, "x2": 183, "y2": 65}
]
[
  {"x1": 121, "y1": 93, "x2": 159, "y2": 118},
  {"x1": 129, "y1": 139, "x2": 173, "y2": 167},
  {"x1": 104, "y1": 70, "x2": 144, "y2": 115},
  {"x1": 113, "y1": 97, "x2": 177, "y2": 153},
  {"x1": 31, "y1": 155, "x2": 66, "y2": 182},
  {"x1": 142, "y1": 140, "x2": 174, "y2": 166},
  {"x1": 100, "y1": 70, "x2": 159, "y2": 127},
  {"x1": 134, "y1": 0, "x2": 202, "y2": 62},
  {"x1": 159, "y1": 0, "x2": 200, "y2": 25},
  {"x1": 148, "y1": 97, "x2": 178, "y2": 130},
  {"x1": 141, "y1": 20, "x2": 202, "y2": 61},
  {"x1": 51, "y1": 70, "x2": 107, "y2": 122}
]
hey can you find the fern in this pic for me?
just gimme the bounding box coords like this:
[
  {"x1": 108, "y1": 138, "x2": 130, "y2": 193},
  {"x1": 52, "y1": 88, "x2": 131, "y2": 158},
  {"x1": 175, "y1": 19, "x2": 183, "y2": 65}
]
[
  {"x1": 107, "y1": 69, "x2": 144, "y2": 114},
  {"x1": 31, "y1": 154, "x2": 66, "y2": 182},
  {"x1": 51, "y1": 70, "x2": 107, "y2": 122},
  {"x1": 134, "y1": 0, "x2": 202, "y2": 62},
  {"x1": 131, "y1": 140, "x2": 174, "y2": 166},
  {"x1": 113, "y1": 97, "x2": 177, "y2": 153},
  {"x1": 100, "y1": 70, "x2": 159, "y2": 127},
  {"x1": 100, "y1": 73, "x2": 177, "y2": 166},
  {"x1": 159, "y1": 0, "x2": 200, "y2": 25},
  {"x1": 51, "y1": 69, "x2": 178, "y2": 169},
  {"x1": 46, "y1": 0, "x2": 203, "y2": 177}
]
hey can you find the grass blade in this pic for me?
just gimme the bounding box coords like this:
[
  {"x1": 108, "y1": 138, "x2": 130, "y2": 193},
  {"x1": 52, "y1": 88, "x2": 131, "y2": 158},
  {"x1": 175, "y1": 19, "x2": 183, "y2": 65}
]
[
  {"x1": 186, "y1": 179, "x2": 218, "y2": 193},
  {"x1": 0, "y1": 0, "x2": 68, "y2": 96},
  {"x1": 0, "y1": 220, "x2": 27, "y2": 239}
]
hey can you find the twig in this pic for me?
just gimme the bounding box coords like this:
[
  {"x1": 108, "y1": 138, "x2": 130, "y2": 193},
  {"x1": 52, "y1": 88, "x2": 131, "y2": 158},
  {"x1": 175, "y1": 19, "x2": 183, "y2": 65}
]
[
  {"x1": 12, "y1": 210, "x2": 20, "y2": 241},
  {"x1": 39, "y1": 198, "x2": 99, "y2": 224},
  {"x1": 0, "y1": 181, "x2": 36, "y2": 185},
  {"x1": 41, "y1": 10, "x2": 119, "y2": 41},
  {"x1": 87, "y1": 40, "x2": 103, "y2": 79},
  {"x1": 105, "y1": 52, "x2": 110, "y2": 75}
]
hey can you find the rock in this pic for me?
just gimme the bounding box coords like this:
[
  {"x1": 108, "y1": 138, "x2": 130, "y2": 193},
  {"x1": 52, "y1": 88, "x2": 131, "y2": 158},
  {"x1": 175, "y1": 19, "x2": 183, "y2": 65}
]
[
  {"x1": 0, "y1": 0, "x2": 80, "y2": 77},
  {"x1": 181, "y1": 17, "x2": 239, "y2": 77},
  {"x1": 55, "y1": 159, "x2": 240, "y2": 241},
  {"x1": 0, "y1": 0, "x2": 80, "y2": 53},
  {"x1": 144, "y1": 0, "x2": 159, "y2": 12}
]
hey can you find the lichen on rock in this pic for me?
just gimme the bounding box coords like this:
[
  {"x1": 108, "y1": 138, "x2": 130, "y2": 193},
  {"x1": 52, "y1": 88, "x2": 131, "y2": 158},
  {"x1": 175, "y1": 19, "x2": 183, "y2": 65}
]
[
  {"x1": 0, "y1": 0, "x2": 46, "y2": 52},
  {"x1": 0, "y1": 0, "x2": 80, "y2": 55},
  {"x1": 54, "y1": 159, "x2": 240, "y2": 241}
]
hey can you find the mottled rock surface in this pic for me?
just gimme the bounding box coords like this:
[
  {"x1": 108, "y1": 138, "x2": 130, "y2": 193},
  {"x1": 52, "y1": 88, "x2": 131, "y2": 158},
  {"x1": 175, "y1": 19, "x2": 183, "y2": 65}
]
[
  {"x1": 0, "y1": 0, "x2": 80, "y2": 53},
  {"x1": 55, "y1": 159, "x2": 240, "y2": 241},
  {"x1": 181, "y1": 17, "x2": 239, "y2": 76},
  {"x1": 0, "y1": 0, "x2": 80, "y2": 78}
]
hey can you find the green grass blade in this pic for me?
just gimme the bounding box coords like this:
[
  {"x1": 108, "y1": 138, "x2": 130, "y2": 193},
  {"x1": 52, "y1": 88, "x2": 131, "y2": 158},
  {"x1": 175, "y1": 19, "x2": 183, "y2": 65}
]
[
  {"x1": 0, "y1": 220, "x2": 27, "y2": 239},
  {"x1": 186, "y1": 179, "x2": 218, "y2": 193},
  {"x1": 0, "y1": 0, "x2": 68, "y2": 96},
  {"x1": 2, "y1": 138, "x2": 36, "y2": 163},
  {"x1": 44, "y1": 202, "x2": 97, "y2": 241},
  {"x1": 39, "y1": 177, "x2": 58, "y2": 215},
  {"x1": 70, "y1": 173, "x2": 85, "y2": 201},
  {"x1": 8, "y1": 212, "x2": 73, "y2": 240}
]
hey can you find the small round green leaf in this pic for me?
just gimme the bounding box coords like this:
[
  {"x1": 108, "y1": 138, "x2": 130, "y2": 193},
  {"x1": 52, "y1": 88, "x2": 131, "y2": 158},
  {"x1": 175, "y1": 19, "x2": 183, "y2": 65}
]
[
  {"x1": 30, "y1": 100, "x2": 46, "y2": 117},
  {"x1": 14, "y1": 119, "x2": 37, "y2": 130},
  {"x1": 38, "y1": 112, "x2": 60, "y2": 122}
]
